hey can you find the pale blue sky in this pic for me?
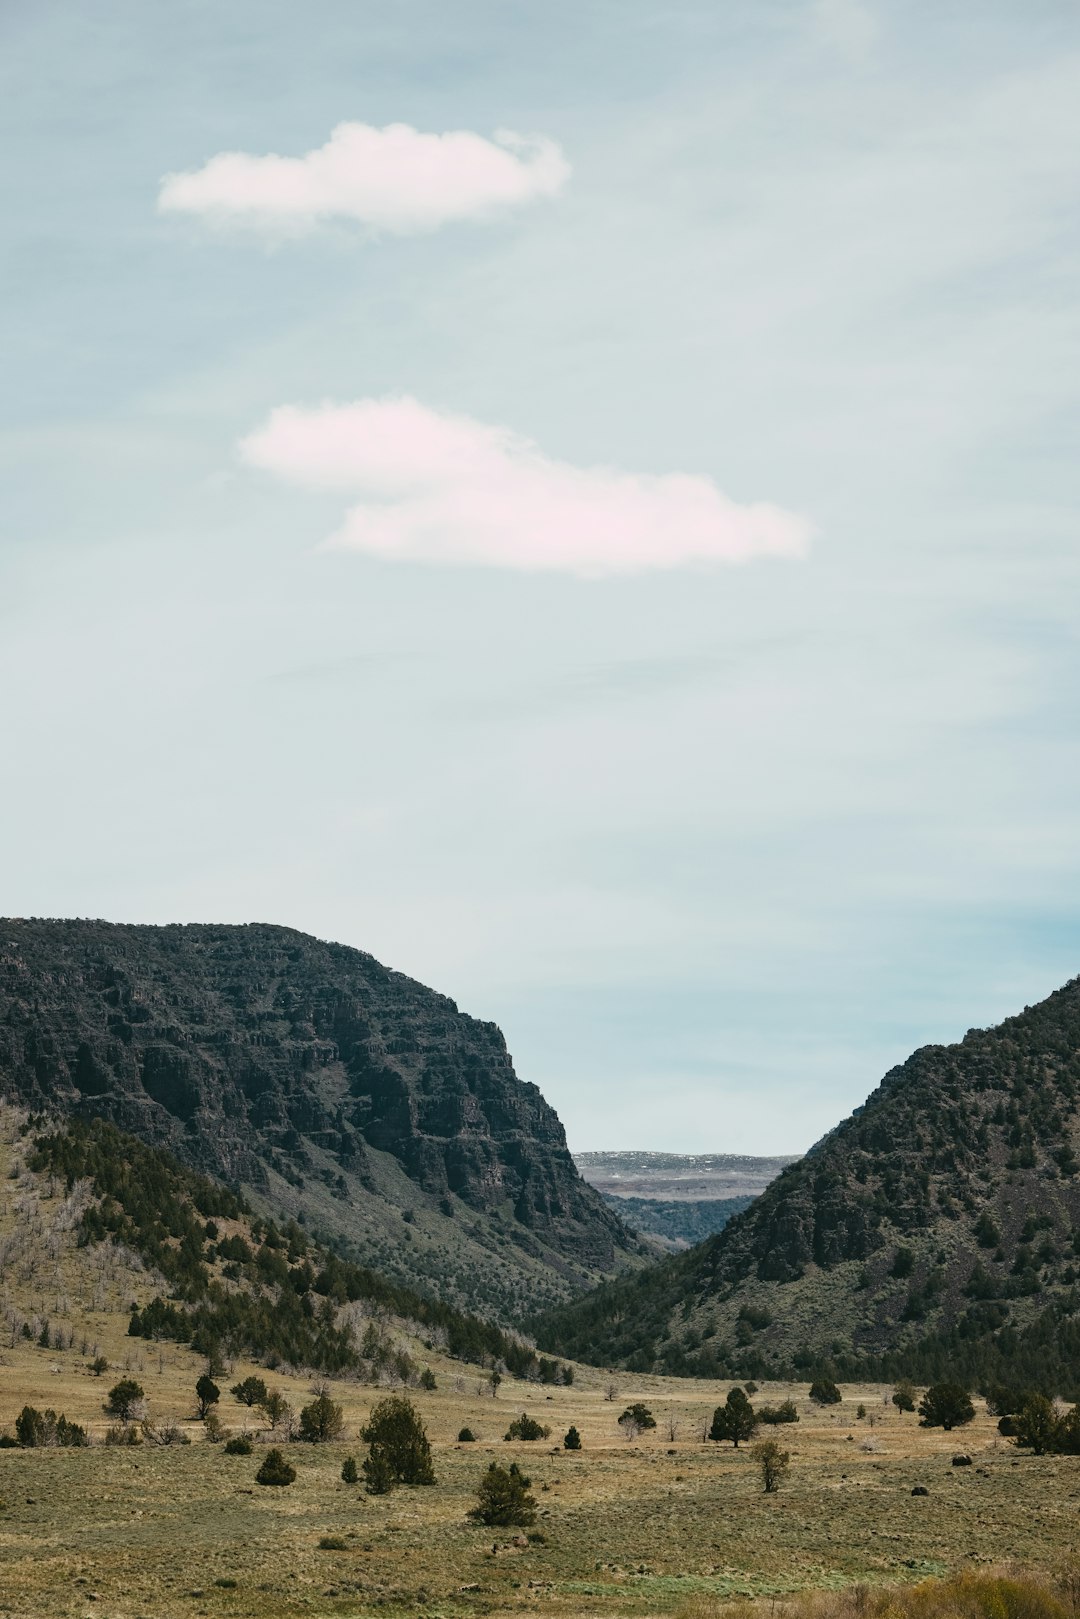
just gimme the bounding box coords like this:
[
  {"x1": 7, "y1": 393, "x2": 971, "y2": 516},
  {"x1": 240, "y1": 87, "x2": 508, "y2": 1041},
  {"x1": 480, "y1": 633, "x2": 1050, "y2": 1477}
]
[{"x1": 2, "y1": 1, "x2": 1079, "y2": 1150}]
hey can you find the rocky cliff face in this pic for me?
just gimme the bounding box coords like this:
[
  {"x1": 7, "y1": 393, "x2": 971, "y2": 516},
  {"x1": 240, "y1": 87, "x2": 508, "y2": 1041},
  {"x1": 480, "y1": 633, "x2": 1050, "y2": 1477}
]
[
  {"x1": 0, "y1": 919, "x2": 637, "y2": 1316},
  {"x1": 537, "y1": 978, "x2": 1080, "y2": 1391}
]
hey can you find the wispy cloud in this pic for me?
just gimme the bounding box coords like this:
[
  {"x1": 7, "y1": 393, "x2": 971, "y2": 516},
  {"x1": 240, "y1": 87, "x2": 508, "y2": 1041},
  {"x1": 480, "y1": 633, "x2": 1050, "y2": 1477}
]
[
  {"x1": 238, "y1": 397, "x2": 812, "y2": 576},
  {"x1": 158, "y1": 121, "x2": 569, "y2": 235}
]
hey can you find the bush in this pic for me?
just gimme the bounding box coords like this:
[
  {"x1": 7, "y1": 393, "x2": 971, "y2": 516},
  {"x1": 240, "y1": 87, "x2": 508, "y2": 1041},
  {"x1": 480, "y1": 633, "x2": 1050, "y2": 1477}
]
[
  {"x1": 809, "y1": 1379, "x2": 842, "y2": 1406},
  {"x1": 505, "y1": 1413, "x2": 551, "y2": 1441},
  {"x1": 563, "y1": 1425, "x2": 582, "y2": 1450},
  {"x1": 104, "y1": 1379, "x2": 145, "y2": 1420},
  {"x1": 419, "y1": 1368, "x2": 437, "y2": 1390},
  {"x1": 15, "y1": 1407, "x2": 88, "y2": 1448},
  {"x1": 618, "y1": 1403, "x2": 656, "y2": 1438},
  {"x1": 224, "y1": 1436, "x2": 252, "y2": 1455},
  {"x1": 892, "y1": 1380, "x2": 917, "y2": 1412},
  {"x1": 918, "y1": 1383, "x2": 975, "y2": 1431},
  {"x1": 231, "y1": 1376, "x2": 269, "y2": 1409},
  {"x1": 255, "y1": 1447, "x2": 296, "y2": 1486},
  {"x1": 468, "y1": 1462, "x2": 537, "y2": 1527},
  {"x1": 361, "y1": 1395, "x2": 435, "y2": 1491},
  {"x1": 1013, "y1": 1395, "x2": 1080, "y2": 1455},
  {"x1": 458, "y1": 1427, "x2": 477, "y2": 1443},
  {"x1": 757, "y1": 1400, "x2": 799, "y2": 1425},
  {"x1": 89, "y1": 1356, "x2": 109, "y2": 1376},
  {"x1": 751, "y1": 1436, "x2": 790, "y2": 1492},
  {"x1": 298, "y1": 1390, "x2": 345, "y2": 1443},
  {"x1": 319, "y1": 1536, "x2": 348, "y2": 1551},
  {"x1": 104, "y1": 1423, "x2": 142, "y2": 1446},
  {"x1": 341, "y1": 1456, "x2": 359, "y2": 1483}
]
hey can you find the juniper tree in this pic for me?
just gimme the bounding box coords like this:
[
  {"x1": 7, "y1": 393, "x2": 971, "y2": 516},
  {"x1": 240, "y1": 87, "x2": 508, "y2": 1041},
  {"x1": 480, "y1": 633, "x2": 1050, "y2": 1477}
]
[
  {"x1": 361, "y1": 1395, "x2": 435, "y2": 1491},
  {"x1": 468, "y1": 1462, "x2": 537, "y2": 1527}
]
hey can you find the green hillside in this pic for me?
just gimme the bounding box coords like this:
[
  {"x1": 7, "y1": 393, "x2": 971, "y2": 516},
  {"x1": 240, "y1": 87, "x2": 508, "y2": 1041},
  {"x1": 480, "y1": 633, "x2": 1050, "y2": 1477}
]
[{"x1": 535, "y1": 977, "x2": 1080, "y2": 1396}]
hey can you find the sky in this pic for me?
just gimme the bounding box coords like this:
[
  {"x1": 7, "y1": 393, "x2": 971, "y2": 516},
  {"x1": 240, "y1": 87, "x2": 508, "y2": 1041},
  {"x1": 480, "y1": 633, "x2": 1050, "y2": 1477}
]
[{"x1": 2, "y1": 0, "x2": 1079, "y2": 1153}]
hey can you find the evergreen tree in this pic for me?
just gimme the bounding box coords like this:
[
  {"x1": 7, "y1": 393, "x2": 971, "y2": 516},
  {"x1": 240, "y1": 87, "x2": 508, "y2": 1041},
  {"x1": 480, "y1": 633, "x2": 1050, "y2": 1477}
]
[
  {"x1": 892, "y1": 1380, "x2": 917, "y2": 1412},
  {"x1": 298, "y1": 1390, "x2": 345, "y2": 1442},
  {"x1": 341, "y1": 1455, "x2": 359, "y2": 1483},
  {"x1": 360, "y1": 1395, "x2": 436, "y2": 1490},
  {"x1": 504, "y1": 1412, "x2": 550, "y2": 1441},
  {"x1": 104, "y1": 1379, "x2": 145, "y2": 1420},
  {"x1": 563, "y1": 1425, "x2": 582, "y2": 1450},
  {"x1": 468, "y1": 1462, "x2": 537, "y2": 1527},
  {"x1": 918, "y1": 1383, "x2": 975, "y2": 1431},
  {"x1": 195, "y1": 1375, "x2": 220, "y2": 1419},
  {"x1": 255, "y1": 1447, "x2": 296, "y2": 1486},
  {"x1": 231, "y1": 1376, "x2": 269, "y2": 1409},
  {"x1": 709, "y1": 1387, "x2": 756, "y2": 1447},
  {"x1": 809, "y1": 1379, "x2": 842, "y2": 1406}
]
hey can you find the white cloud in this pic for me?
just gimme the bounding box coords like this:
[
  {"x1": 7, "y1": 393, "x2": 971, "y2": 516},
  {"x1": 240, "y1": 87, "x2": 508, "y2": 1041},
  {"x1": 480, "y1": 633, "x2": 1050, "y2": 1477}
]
[
  {"x1": 158, "y1": 121, "x2": 569, "y2": 234},
  {"x1": 238, "y1": 397, "x2": 812, "y2": 576}
]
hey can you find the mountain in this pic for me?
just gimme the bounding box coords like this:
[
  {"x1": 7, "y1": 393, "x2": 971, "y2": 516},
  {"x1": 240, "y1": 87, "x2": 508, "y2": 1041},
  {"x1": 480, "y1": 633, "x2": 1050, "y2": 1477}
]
[
  {"x1": 0, "y1": 919, "x2": 640, "y2": 1319},
  {"x1": 574, "y1": 1151, "x2": 795, "y2": 1250},
  {"x1": 537, "y1": 978, "x2": 1080, "y2": 1395},
  {"x1": 592, "y1": 1193, "x2": 755, "y2": 1250}
]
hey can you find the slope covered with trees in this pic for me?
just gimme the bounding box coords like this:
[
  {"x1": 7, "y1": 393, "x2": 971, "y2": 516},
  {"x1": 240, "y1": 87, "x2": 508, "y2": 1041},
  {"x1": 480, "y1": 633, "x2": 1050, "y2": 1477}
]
[
  {"x1": 0, "y1": 919, "x2": 640, "y2": 1316},
  {"x1": 536, "y1": 978, "x2": 1080, "y2": 1395},
  {"x1": 26, "y1": 1114, "x2": 573, "y2": 1383}
]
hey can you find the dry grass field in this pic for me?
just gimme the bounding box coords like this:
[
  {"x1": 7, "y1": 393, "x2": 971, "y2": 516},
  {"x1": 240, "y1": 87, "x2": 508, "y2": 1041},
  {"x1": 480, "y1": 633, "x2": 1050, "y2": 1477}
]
[{"x1": 2, "y1": 1113, "x2": 1079, "y2": 1619}]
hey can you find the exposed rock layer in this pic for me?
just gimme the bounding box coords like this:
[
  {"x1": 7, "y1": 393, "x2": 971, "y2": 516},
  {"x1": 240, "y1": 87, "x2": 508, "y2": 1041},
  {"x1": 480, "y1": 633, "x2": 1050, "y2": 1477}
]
[{"x1": 0, "y1": 919, "x2": 634, "y2": 1313}]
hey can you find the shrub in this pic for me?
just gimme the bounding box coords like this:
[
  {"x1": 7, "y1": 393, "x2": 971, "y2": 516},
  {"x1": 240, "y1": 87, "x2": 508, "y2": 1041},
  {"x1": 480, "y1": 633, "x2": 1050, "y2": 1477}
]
[
  {"x1": 15, "y1": 1407, "x2": 88, "y2": 1448},
  {"x1": 757, "y1": 1400, "x2": 799, "y2": 1425},
  {"x1": 104, "y1": 1423, "x2": 142, "y2": 1446},
  {"x1": 419, "y1": 1368, "x2": 437, "y2": 1390},
  {"x1": 89, "y1": 1356, "x2": 109, "y2": 1376},
  {"x1": 563, "y1": 1425, "x2": 582, "y2": 1450},
  {"x1": 203, "y1": 1411, "x2": 226, "y2": 1442},
  {"x1": 751, "y1": 1436, "x2": 790, "y2": 1492},
  {"x1": 224, "y1": 1436, "x2": 252, "y2": 1455},
  {"x1": 262, "y1": 1389, "x2": 291, "y2": 1429},
  {"x1": 104, "y1": 1378, "x2": 145, "y2": 1420},
  {"x1": 298, "y1": 1391, "x2": 345, "y2": 1443},
  {"x1": 195, "y1": 1375, "x2": 220, "y2": 1419},
  {"x1": 468, "y1": 1462, "x2": 537, "y2": 1527},
  {"x1": 363, "y1": 1449, "x2": 394, "y2": 1494},
  {"x1": 231, "y1": 1376, "x2": 269, "y2": 1409},
  {"x1": 458, "y1": 1427, "x2": 477, "y2": 1443},
  {"x1": 505, "y1": 1413, "x2": 550, "y2": 1441},
  {"x1": 809, "y1": 1379, "x2": 842, "y2": 1406},
  {"x1": 319, "y1": 1536, "x2": 348, "y2": 1551},
  {"x1": 341, "y1": 1456, "x2": 359, "y2": 1483},
  {"x1": 918, "y1": 1383, "x2": 975, "y2": 1431},
  {"x1": 892, "y1": 1380, "x2": 917, "y2": 1412},
  {"x1": 255, "y1": 1447, "x2": 296, "y2": 1486},
  {"x1": 361, "y1": 1394, "x2": 435, "y2": 1491},
  {"x1": 618, "y1": 1403, "x2": 656, "y2": 1438}
]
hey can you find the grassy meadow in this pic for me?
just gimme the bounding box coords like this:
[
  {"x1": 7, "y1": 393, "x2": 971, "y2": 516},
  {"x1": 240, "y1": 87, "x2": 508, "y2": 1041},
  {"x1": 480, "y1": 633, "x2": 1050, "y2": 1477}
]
[{"x1": 3, "y1": 1113, "x2": 1079, "y2": 1619}]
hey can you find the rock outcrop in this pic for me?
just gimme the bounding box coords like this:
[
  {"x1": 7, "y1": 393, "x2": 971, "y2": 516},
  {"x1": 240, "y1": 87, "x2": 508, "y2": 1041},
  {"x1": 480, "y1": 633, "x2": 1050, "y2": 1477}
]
[{"x1": 0, "y1": 919, "x2": 637, "y2": 1316}]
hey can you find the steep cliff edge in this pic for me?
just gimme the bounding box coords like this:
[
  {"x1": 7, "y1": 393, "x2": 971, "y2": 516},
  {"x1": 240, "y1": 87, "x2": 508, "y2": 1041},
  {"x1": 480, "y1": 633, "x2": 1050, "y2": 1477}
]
[{"x1": 0, "y1": 919, "x2": 639, "y2": 1317}]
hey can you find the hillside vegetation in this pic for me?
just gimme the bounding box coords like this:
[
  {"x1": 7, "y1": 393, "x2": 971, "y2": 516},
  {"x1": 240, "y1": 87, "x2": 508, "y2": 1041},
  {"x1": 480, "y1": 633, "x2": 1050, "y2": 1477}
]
[
  {"x1": 2, "y1": 1106, "x2": 569, "y2": 1385},
  {"x1": 0, "y1": 919, "x2": 642, "y2": 1318},
  {"x1": 538, "y1": 978, "x2": 1080, "y2": 1394}
]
